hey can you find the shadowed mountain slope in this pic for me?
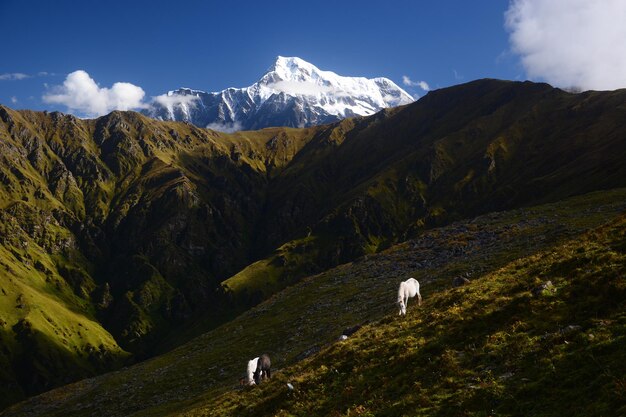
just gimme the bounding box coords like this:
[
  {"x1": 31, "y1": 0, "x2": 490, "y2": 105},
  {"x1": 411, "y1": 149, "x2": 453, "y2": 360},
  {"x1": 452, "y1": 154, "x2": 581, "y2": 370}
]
[{"x1": 220, "y1": 79, "x2": 626, "y2": 305}]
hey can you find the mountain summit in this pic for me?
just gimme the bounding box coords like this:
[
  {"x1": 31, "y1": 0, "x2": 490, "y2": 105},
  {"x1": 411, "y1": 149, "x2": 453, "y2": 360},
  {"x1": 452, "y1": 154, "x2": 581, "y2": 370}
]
[{"x1": 144, "y1": 56, "x2": 414, "y2": 131}]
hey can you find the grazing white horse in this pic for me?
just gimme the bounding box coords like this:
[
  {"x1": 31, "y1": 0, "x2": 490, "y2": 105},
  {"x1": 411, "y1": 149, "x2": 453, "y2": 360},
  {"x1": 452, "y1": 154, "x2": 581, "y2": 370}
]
[
  {"x1": 246, "y1": 357, "x2": 259, "y2": 385},
  {"x1": 397, "y1": 278, "x2": 422, "y2": 316}
]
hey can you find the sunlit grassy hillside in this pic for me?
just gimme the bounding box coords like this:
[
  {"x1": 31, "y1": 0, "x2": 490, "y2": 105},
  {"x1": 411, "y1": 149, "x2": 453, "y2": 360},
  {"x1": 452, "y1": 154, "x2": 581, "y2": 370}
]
[{"x1": 187, "y1": 203, "x2": 626, "y2": 417}]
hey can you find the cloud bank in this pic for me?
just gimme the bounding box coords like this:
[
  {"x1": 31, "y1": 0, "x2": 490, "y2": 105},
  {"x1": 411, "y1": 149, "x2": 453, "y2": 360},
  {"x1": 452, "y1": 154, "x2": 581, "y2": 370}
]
[
  {"x1": 43, "y1": 70, "x2": 146, "y2": 117},
  {"x1": 505, "y1": 0, "x2": 626, "y2": 91},
  {"x1": 402, "y1": 76, "x2": 430, "y2": 91}
]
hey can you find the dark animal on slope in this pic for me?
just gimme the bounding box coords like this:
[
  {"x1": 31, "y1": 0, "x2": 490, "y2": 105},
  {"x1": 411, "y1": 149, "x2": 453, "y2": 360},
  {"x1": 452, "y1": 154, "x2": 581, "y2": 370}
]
[
  {"x1": 254, "y1": 354, "x2": 271, "y2": 385},
  {"x1": 342, "y1": 324, "x2": 362, "y2": 337},
  {"x1": 452, "y1": 276, "x2": 470, "y2": 287}
]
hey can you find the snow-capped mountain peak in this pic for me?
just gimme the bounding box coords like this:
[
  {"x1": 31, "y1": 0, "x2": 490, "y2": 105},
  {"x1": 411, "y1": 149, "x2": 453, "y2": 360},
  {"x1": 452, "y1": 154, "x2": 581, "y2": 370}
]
[
  {"x1": 145, "y1": 56, "x2": 415, "y2": 132},
  {"x1": 266, "y1": 56, "x2": 319, "y2": 82}
]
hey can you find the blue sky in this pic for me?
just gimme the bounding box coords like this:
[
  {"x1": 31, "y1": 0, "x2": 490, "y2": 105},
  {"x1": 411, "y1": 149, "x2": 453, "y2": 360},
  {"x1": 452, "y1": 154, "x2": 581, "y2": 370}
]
[{"x1": 1, "y1": 0, "x2": 625, "y2": 115}]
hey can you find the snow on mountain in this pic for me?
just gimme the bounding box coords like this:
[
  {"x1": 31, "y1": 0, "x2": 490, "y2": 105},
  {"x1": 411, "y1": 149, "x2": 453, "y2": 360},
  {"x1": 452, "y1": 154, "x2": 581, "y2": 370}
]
[{"x1": 144, "y1": 56, "x2": 415, "y2": 132}]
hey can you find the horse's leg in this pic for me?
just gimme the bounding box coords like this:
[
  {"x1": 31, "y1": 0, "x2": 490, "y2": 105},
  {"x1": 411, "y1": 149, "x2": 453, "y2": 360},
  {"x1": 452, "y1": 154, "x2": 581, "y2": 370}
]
[{"x1": 417, "y1": 291, "x2": 422, "y2": 306}]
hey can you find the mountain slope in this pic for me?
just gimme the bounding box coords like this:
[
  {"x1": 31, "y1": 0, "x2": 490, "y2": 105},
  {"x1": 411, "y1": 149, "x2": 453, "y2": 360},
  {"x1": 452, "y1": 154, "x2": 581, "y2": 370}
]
[
  {"x1": 200, "y1": 211, "x2": 626, "y2": 417},
  {"x1": 0, "y1": 107, "x2": 321, "y2": 407},
  {"x1": 219, "y1": 79, "x2": 626, "y2": 305},
  {"x1": 144, "y1": 56, "x2": 414, "y2": 131},
  {"x1": 2, "y1": 78, "x2": 626, "y2": 409},
  {"x1": 3, "y1": 188, "x2": 625, "y2": 416}
]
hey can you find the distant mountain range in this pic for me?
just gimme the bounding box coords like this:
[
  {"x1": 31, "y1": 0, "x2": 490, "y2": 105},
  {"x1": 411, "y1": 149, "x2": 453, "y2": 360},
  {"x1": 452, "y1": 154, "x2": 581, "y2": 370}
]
[{"x1": 143, "y1": 56, "x2": 415, "y2": 131}]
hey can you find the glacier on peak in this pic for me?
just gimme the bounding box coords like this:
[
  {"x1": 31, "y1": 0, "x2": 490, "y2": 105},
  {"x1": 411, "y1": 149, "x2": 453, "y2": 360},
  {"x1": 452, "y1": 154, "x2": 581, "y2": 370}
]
[{"x1": 144, "y1": 56, "x2": 415, "y2": 131}]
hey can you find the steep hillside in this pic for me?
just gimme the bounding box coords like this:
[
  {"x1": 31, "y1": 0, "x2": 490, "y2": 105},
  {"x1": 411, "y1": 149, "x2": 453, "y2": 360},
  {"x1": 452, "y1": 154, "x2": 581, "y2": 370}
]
[
  {"x1": 3, "y1": 188, "x2": 625, "y2": 416},
  {"x1": 0, "y1": 107, "x2": 318, "y2": 407},
  {"x1": 201, "y1": 211, "x2": 626, "y2": 417},
  {"x1": 2, "y1": 78, "x2": 626, "y2": 408}
]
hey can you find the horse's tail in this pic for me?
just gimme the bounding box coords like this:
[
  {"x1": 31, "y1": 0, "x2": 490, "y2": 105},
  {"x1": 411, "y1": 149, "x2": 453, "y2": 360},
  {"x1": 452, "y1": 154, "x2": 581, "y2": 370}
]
[{"x1": 414, "y1": 279, "x2": 422, "y2": 306}]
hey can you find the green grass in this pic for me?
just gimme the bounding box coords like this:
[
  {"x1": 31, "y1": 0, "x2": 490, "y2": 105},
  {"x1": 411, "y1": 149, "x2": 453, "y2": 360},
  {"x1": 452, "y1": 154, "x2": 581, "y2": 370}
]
[
  {"x1": 223, "y1": 235, "x2": 322, "y2": 301},
  {"x1": 3, "y1": 188, "x2": 624, "y2": 416},
  {"x1": 0, "y1": 244, "x2": 129, "y2": 409},
  {"x1": 184, "y1": 212, "x2": 626, "y2": 417},
  {"x1": 0, "y1": 200, "x2": 129, "y2": 408}
]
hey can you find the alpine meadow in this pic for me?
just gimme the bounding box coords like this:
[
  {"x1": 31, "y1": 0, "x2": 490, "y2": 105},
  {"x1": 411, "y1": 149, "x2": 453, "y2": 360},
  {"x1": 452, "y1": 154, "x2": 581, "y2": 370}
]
[
  {"x1": 2, "y1": 1, "x2": 626, "y2": 415},
  {"x1": 1, "y1": 77, "x2": 626, "y2": 415}
]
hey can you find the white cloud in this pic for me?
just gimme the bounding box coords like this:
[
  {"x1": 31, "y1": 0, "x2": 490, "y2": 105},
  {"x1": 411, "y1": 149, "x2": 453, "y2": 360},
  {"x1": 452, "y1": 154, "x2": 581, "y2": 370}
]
[
  {"x1": 11, "y1": 96, "x2": 17, "y2": 104},
  {"x1": 153, "y1": 93, "x2": 200, "y2": 108},
  {"x1": 505, "y1": 0, "x2": 626, "y2": 91},
  {"x1": 0, "y1": 73, "x2": 29, "y2": 81},
  {"x1": 206, "y1": 121, "x2": 243, "y2": 133},
  {"x1": 417, "y1": 81, "x2": 430, "y2": 91},
  {"x1": 42, "y1": 70, "x2": 147, "y2": 117},
  {"x1": 402, "y1": 76, "x2": 430, "y2": 91}
]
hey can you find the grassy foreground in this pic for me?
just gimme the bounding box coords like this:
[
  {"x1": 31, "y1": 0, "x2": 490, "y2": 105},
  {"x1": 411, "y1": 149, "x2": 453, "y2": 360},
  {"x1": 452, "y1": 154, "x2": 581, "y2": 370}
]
[
  {"x1": 187, "y1": 207, "x2": 626, "y2": 416},
  {"x1": 2, "y1": 188, "x2": 625, "y2": 416}
]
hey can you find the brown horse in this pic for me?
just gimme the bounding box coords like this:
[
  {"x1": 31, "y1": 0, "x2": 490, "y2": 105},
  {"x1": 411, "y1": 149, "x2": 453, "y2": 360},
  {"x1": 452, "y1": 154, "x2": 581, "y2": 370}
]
[{"x1": 253, "y1": 354, "x2": 271, "y2": 384}]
